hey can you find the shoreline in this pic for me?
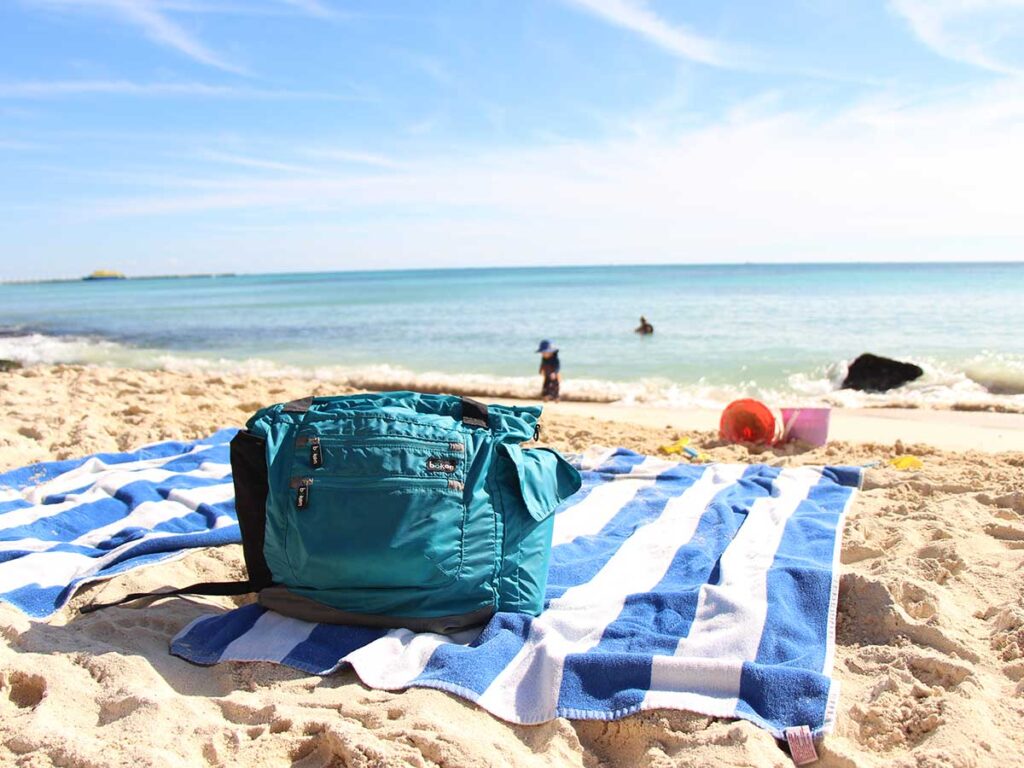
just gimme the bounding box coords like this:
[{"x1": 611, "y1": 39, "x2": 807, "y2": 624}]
[
  {"x1": 3, "y1": 325, "x2": 1024, "y2": 415},
  {"x1": 1, "y1": 365, "x2": 1023, "y2": 472},
  {"x1": 4, "y1": 367, "x2": 1023, "y2": 479}
]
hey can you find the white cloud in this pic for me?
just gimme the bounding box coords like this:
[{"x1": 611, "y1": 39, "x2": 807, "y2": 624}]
[
  {"x1": 401, "y1": 52, "x2": 455, "y2": 87},
  {"x1": 149, "y1": 1, "x2": 361, "y2": 20},
  {"x1": 276, "y1": 0, "x2": 335, "y2": 19},
  {"x1": 891, "y1": 0, "x2": 1024, "y2": 75},
  {"x1": 301, "y1": 149, "x2": 406, "y2": 170},
  {"x1": 559, "y1": 0, "x2": 741, "y2": 68},
  {"x1": 67, "y1": 81, "x2": 1024, "y2": 266},
  {"x1": 196, "y1": 150, "x2": 322, "y2": 175},
  {"x1": 0, "y1": 79, "x2": 358, "y2": 99},
  {"x1": 0, "y1": 139, "x2": 47, "y2": 150},
  {"x1": 25, "y1": 0, "x2": 244, "y2": 73},
  {"x1": 0, "y1": 79, "x2": 234, "y2": 97},
  {"x1": 144, "y1": 1, "x2": 320, "y2": 15}
]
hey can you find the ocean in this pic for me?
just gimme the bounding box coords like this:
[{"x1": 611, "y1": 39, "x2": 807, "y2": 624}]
[{"x1": 2, "y1": 262, "x2": 1023, "y2": 409}]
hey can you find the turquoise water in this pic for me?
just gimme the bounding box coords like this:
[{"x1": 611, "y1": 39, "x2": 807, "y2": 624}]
[{"x1": 2, "y1": 263, "x2": 1023, "y2": 406}]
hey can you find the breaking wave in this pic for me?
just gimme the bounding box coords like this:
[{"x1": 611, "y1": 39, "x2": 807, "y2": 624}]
[{"x1": 1, "y1": 331, "x2": 1022, "y2": 412}]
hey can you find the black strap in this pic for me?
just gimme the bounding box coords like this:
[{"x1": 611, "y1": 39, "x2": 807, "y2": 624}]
[
  {"x1": 460, "y1": 396, "x2": 490, "y2": 429},
  {"x1": 282, "y1": 396, "x2": 314, "y2": 413},
  {"x1": 79, "y1": 580, "x2": 258, "y2": 614}
]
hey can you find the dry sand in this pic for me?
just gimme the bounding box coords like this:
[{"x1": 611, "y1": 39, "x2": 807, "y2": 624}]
[{"x1": 0, "y1": 365, "x2": 1022, "y2": 767}]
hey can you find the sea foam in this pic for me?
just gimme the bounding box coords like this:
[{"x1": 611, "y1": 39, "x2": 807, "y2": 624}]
[{"x1": 1, "y1": 332, "x2": 1022, "y2": 412}]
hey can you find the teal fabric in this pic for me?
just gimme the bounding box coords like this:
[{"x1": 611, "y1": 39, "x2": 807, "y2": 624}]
[{"x1": 245, "y1": 391, "x2": 581, "y2": 619}]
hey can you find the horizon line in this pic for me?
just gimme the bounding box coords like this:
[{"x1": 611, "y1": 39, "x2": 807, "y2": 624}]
[{"x1": 3, "y1": 258, "x2": 1024, "y2": 285}]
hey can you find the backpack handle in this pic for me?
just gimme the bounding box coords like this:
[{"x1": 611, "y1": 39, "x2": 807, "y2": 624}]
[
  {"x1": 459, "y1": 396, "x2": 490, "y2": 429},
  {"x1": 281, "y1": 394, "x2": 490, "y2": 429}
]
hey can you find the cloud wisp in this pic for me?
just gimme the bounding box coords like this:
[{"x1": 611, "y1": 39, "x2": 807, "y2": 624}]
[
  {"x1": 126, "y1": 1, "x2": 330, "y2": 16},
  {"x1": 0, "y1": 79, "x2": 365, "y2": 100},
  {"x1": 891, "y1": 0, "x2": 1024, "y2": 76},
  {"x1": 301, "y1": 148, "x2": 407, "y2": 171},
  {"x1": 65, "y1": 80, "x2": 1024, "y2": 268},
  {"x1": 276, "y1": 0, "x2": 336, "y2": 19},
  {"x1": 26, "y1": 0, "x2": 245, "y2": 73},
  {"x1": 0, "y1": 139, "x2": 48, "y2": 151},
  {"x1": 197, "y1": 150, "x2": 323, "y2": 175},
  {"x1": 559, "y1": 0, "x2": 744, "y2": 69}
]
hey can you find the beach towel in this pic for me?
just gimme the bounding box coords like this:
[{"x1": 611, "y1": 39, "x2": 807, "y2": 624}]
[
  {"x1": 0, "y1": 429, "x2": 241, "y2": 617},
  {"x1": 171, "y1": 448, "x2": 861, "y2": 738}
]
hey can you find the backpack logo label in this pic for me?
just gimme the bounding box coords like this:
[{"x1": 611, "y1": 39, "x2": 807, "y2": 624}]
[{"x1": 426, "y1": 457, "x2": 457, "y2": 474}]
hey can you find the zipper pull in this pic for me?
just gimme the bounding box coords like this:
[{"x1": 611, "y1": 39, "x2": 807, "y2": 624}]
[
  {"x1": 309, "y1": 436, "x2": 322, "y2": 468},
  {"x1": 292, "y1": 477, "x2": 312, "y2": 509}
]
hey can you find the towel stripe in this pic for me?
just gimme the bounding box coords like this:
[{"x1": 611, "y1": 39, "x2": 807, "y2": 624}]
[
  {"x1": 79, "y1": 442, "x2": 857, "y2": 739},
  {"x1": 0, "y1": 429, "x2": 241, "y2": 617},
  {"x1": 473, "y1": 463, "x2": 749, "y2": 721},
  {"x1": 553, "y1": 466, "x2": 773, "y2": 716},
  {"x1": 644, "y1": 467, "x2": 820, "y2": 715},
  {"x1": 221, "y1": 610, "x2": 319, "y2": 663},
  {"x1": 0, "y1": 431, "x2": 233, "y2": 497}
]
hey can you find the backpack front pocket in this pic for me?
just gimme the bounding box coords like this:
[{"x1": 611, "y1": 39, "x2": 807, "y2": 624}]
[
  {"x1": 294, "y1": 434, "x2": 465, "y2": 477},
  {"x1": 284, "y1": 472, "x2": 466, "y2": 590}
]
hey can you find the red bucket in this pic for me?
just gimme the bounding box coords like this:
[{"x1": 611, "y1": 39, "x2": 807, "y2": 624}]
[{"x1": 719, "y1": 399, "x2": 779, "y2": 445}]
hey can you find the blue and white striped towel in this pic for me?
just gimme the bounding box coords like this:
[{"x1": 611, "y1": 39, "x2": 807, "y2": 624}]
[
  {"x1": 0, "y1": 428, "x2": 241, "y2": 617},
  {"x1": 172, "y1": 448, "x2": 861, "y2": 737}
]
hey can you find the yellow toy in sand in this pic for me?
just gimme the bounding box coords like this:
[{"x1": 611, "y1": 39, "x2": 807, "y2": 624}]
[
  {"x1": 889, "y1": 455, "x2": 923, "y2": 471},
  {"x1": 659, "y1": 437, "x2": 711, "y2": 462}
]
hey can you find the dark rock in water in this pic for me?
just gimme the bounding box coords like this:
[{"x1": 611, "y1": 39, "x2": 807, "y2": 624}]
[
  {"x1": 0, "y1": 359, "x2": 23, "y2": 373},
  {"x1": 841, "y1": 354, "x2": 923, "y2": 392}
]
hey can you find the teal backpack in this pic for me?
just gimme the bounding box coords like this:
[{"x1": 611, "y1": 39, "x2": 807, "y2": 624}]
[{"x1": 85, "y1": 392, "x2": 581, "y2": 633}]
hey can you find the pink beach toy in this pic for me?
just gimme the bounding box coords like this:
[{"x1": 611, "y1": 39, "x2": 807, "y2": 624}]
[{"x1": 780, "y1": 407, "x2": 831, "y2": 447}]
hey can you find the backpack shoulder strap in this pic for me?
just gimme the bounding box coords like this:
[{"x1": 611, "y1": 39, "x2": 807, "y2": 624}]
[{"x1": 79, "y1": 580, "x2": 258, "y2": 614}]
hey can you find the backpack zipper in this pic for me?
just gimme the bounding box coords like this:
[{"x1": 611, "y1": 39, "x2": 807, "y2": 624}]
[
  {"x1": 290, "y1": 476, "x2": 313, "y2": 509},
  {"x1": 296, "y1": 434, "x2": 464, "y2": 469},
  {"x1": 290, "y1": 474, "x2": 464, "y2": 509}
]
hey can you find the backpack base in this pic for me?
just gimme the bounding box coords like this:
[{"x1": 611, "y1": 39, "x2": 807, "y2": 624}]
[{"x1": 258, "y1": 586, "x2": 494, "y2": 634}]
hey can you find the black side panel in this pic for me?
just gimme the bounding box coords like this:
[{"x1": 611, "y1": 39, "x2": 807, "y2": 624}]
[{"x1": 230, "y1": 430, "x2": 273, "y2": 590}]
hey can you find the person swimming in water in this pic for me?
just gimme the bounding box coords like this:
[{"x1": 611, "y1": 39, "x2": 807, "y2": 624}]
[{"x1": 635, "y1": 315, "x2": 654, "y2": 335}]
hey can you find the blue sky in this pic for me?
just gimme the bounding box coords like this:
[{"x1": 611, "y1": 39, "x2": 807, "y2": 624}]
[{"x1": 1, "y1": 0, "x2": 1023, "y2": 279}]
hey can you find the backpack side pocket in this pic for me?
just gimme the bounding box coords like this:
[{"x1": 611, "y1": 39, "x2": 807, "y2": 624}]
[
  {"x1": 229, "y1": 430, "x2": 274, "y2": 590},
  {"x1": 495, "y1": 444, "x2": 582, "y2": 614}
]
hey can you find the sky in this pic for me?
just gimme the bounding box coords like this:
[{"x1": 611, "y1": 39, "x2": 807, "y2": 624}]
[{"x1": 1, "y1": 0, "x2": 1024, "y2": 280}]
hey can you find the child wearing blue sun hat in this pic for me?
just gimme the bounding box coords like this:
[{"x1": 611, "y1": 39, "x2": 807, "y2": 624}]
[{"x1": 536, "y1": 340, "x2": 561, "y2": 402}]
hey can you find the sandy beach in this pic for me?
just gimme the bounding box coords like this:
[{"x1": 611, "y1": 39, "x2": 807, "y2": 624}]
[{"x1": 1, "y1": 364, "x2": 1022, "y2": 767}]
